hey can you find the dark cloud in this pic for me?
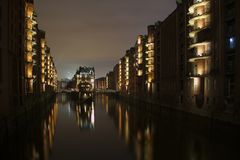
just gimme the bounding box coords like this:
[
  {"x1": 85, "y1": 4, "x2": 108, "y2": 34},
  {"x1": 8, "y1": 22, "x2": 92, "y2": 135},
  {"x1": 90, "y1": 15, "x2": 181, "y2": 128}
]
[{"x1": 35, "y1": 0, "x2": 176, "y2": 79}]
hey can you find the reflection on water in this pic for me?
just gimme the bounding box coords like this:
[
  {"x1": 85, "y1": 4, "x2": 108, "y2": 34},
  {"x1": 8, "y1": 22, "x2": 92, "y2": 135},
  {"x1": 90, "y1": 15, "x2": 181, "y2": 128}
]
[
  {"x1": 42, "y1": 101, "x2": 58, "y2": 160},
  {"x1": 1, "y1": 94, "x2": 240, "y2": 160},
  {"x1": 96, "y1": 95, "x2": 154, "y2": 160},
  {"x1": 70, "y1": 101, "x2": 95, "y2": 130},
  {"x1": 96, "y1": 94, "x2": 240, "y2": 160},
  {"x1": 0, "y1": 98, "x2": 58, "y2": 160}
]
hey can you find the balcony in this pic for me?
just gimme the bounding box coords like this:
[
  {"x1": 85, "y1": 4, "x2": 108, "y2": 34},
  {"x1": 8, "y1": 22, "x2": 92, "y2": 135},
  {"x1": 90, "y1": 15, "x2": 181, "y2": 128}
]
[
  {"x1": 188, "y1": 72, "x2": 209, "y2": 78},
  {"x1": 188, "y1": 0, "x2": 210, "y2": 14},
  {"x1": 188, "y1": 13, "x2": 210, "y2": 26},
  {"x1": 197, "y1": 27, "x2": 211, "y2": 42},
  {"x1": 189, "y1": 41, "x2": 211, "y2": 49},
  {"x1": 188, "y1": 23, "x2": 210, "y2": 38},
  {"x1": 188, "y1": 10, "x2": 210, "y2": 20},
  {"x1": 188, "y1": 52, "x2": 211, "y2": 62}
]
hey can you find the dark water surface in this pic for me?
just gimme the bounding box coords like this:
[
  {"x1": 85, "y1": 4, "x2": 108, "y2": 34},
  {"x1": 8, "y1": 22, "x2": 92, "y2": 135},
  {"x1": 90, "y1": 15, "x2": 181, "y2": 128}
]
[{"x1": 1, "y1": 93, "x2": 240, "y2": 160}]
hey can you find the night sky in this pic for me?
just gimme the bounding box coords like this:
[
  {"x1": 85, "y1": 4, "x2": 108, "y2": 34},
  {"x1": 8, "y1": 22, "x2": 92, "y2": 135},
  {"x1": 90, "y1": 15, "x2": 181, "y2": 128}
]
[{"x1": 35, "y1": 0, "x2": 176, "y2": 79}]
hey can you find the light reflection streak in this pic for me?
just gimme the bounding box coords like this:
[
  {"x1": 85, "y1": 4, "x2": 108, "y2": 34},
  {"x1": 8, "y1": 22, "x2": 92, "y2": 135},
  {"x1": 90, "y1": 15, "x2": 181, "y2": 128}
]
[
  {"x1": 100, "y1": 95, "x2": 153, "y2": 160},
  {"x1": 72, "y1": 101, "x2": 95, "y2": 130}
]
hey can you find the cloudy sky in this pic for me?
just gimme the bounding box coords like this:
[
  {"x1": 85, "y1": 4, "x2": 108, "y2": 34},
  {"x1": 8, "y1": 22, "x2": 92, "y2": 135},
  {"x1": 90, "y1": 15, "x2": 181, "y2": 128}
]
[{"x1": 35, "y1": 0, "x2": 176, "y2": 79}]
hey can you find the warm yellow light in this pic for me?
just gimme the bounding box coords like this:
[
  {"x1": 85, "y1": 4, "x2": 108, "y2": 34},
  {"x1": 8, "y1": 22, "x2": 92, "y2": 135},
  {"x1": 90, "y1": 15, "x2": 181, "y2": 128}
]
[
  {"x1": 138, "y1": 70, "x2": 143, "y2": 76},
  {"x1": 26, "y1": 53, "x2": 33, "y2": 62},
  {"x1": 137, "y1": 36, "x2": 141, "y2": 44},
  {"x1": 41, "y1": 40, "x2": 45, "y2": 48},
  {"x1": 42, "y1": 77, "x2": 45, "y2": 83},
  {"x1": 27, "y1": 31, "x2": 32, "y2": 40},
  {"x1": 188, "y1": 1, "x2": 210, "y2": 14},
  {"x1": 193, "y1": 78, "x2": 200, "y2": 94},
  {"x1": 27, "y1": 41, "x2": 32, "y2": 51},
  {"x1": 25, "y1": 64, "x2": 33, "y2": 78},
  {"x1": 138, "y1": 59, "x2": 143, "y2": 64}
]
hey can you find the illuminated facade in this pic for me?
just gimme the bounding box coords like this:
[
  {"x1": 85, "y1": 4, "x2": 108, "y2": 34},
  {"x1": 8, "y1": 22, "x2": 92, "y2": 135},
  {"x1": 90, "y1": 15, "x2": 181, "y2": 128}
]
[
  {"x1": 146, "y1": 26, "x2": 155, "y2": 95},
  {"x1": 0, "y1": 0, "x2": 57, "y2": 116},
  {"x1": 125, "y1": 56, "x2": 129, "y2": 92},
  {"x1": 106, "y1": 0, "x2": 240, "y2": 122},
  {"x1": 127, "y1": 48, "x2": 136, "y2": 95},
  {"x1": 39, "y1": 30, "x2": 47, "y2": 92},
  {"x1": 118, "y1": 58, "x2": 125, "y2": 92},
  {"x1": 25, "y1": 0, "x2": 35, "y2": 94},
  {"x1": 176, "y1": 0, "x2": 240, "y2": 118},
  {"x1": 135, "y1": 35, "x2": 147, "y2": 96},
  {"x1": 45, "y1": 48, "x2": 58, "y2": 92},
  {"x1": 117, "y1": 49, "x2": 136, "y2": 95},
  {"x1": 70, "y1": 66, "x2": 95, "y2": 100},
  {"x1": 118, "y1": 60, "x2": 122, "y2": 91},
  {"x1": 187, "y1": 0, "x2": 212, "y2": 108}
]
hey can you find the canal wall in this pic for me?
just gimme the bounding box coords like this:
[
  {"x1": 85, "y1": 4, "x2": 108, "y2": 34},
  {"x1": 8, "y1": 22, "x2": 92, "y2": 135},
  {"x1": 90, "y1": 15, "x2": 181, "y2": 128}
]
[
  {"x1": 0, "y1": 93, "x2": 56, "y2": 141},
  {"x1": 112, "y1": 92, "x2": 240, "y2": 126}
]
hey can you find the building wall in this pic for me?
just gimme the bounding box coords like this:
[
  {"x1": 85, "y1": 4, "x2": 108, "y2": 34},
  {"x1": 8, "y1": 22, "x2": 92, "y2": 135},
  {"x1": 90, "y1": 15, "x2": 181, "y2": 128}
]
[
  {"x1": 159, "y1": 10, "x2": 178, "y2": 106},
  {"x1": 119, "y1": 57, "x2": 126, "y2": 92},
  {"x1": 176, "y1": 1, "x2": 188, "y2": 106},
  {"x1": 135, "y1": 35, "x2": 147, "y2": 97},
  {"x1": 95, "y1": 77, "x2": 106, "y2": 90},
  {"x1": 146, "y1": 25, "x2": 156, "y2": 96},
  {"x1": 113, "y1": 64, "x2": 119, "y2": 91},
  {"x1": 25, "y1": 0, "x2": 35, "y2": 94},
  {"x1": 236, "y1": 1, "x2": 240, "y2": 111},
  {"x1": 107, "y1": 0, "x2": 240, "y2": 121},
  {"x1": 106, "y1": 71, "x2": 115, "y2": 90},
  {"x1": 221, "y1": 0, "x2": 240, "y2": 113},
  {"x1": 0, "y1": 0, "x2": 25, "y2": 115},
  {"x1": 127, "y1": 48, "x2": 136, "y2": 95},
  {"x1": 181, "y1": 0, "x2": 240, "y2": 117},
  {"x1": 0, "y1": 0, "x2": 57, "y2": 116}
]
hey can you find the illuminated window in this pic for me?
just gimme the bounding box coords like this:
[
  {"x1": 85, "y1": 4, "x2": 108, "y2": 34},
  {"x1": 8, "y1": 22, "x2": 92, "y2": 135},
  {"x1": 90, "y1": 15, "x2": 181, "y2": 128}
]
[
  {"x1": 138, "y1": 59, "x2": 143, "y2": 64},
  {"x1": 138, "y1": 70, "x2": 143, "y2": 76},
  {"x1": 228, "y1": 37, "x2": 236, "y2": 49},
  {"x1": 193, "y1": 78, "x2": 199, "y2": 94},
  {"x1": 138, "y1": 37, "x2": 141, "y2": 44}
]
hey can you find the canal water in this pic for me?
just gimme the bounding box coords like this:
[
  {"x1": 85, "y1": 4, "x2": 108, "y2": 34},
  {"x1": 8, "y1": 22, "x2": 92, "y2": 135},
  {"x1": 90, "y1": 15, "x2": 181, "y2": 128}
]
[{"x1": 1, "y1": 93, "x2": 240, "y2": 160}]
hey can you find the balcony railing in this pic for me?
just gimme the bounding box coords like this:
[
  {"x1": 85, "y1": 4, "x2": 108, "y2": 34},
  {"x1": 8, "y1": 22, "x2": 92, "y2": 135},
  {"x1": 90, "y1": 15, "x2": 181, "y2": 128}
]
[
  {"x1": 187, "y1": 72, "x2": 209, "y2": 78},
  {"x1": 188, "y1": 52, "x2": 211, "y2": 62},
  {"x1": 188, "y1": 13, "x2": 210, "y2": 26},
  {"x1": 189, "y1": 10, "x2": 210, "y2": 19}
]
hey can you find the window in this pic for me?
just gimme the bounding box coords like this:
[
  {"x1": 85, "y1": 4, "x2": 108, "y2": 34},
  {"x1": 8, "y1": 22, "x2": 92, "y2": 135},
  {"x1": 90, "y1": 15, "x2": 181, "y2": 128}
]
[{"x1": 228, "y1": 37, "x2": 236, "y2": 49}]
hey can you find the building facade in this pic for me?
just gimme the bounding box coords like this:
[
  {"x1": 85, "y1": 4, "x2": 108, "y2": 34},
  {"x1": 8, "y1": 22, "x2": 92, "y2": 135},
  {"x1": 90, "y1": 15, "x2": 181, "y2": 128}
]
[
  {"x1": 95, "y1": 77, "x2": 106, "y2": 90},
  {"x1": 0, "y1": 0, "x2": 57, "y2": 116},
  {"x1": 108, "y1": 0, "x2": 240, "y2": 122},
  {"x1": 106, "y1": 71, "x2": 115, "y2": 90},
  {"x1": 135, "y1": 35, "x2": 147, "y2": 97},
  {"x1": 157, "y1": 10, "x2": 179, "y2": 106},
  {"x1": 178, "y1": 0, "x2": 240, "y2": 119}
]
